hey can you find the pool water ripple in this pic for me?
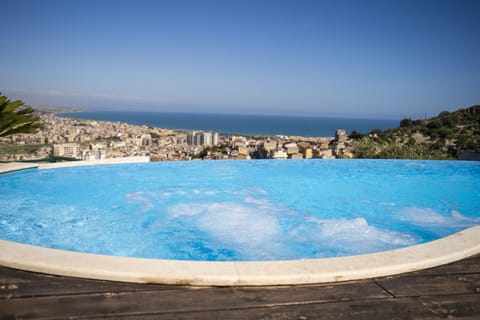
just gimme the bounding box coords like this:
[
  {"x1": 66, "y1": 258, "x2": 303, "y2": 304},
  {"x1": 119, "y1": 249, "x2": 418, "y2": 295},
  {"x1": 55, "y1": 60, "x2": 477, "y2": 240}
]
[{"x1": 1, "y1": 159, "x2": 479, "y2": 261}]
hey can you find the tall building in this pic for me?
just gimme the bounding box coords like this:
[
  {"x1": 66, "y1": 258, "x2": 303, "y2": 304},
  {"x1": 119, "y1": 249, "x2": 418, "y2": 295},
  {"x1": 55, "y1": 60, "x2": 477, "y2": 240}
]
[
  {"x1": 334, "y1": 129, "x2": 347, "y2": 157},
  {"x1": 186, "y1": 131, "x2": 196, "y2": 145},
  {"x1": 187, "y1": 131, "x2": 218, "y2": 146},
  {"x1": 335, "y1": 129, "x2": 347, "y2": 144},
  {"x1": 201, "y1": 132, "x2": 212, "y2": 146},
  {"x1": 212, "y1": 132, "x2": 219, "y2": 146}
]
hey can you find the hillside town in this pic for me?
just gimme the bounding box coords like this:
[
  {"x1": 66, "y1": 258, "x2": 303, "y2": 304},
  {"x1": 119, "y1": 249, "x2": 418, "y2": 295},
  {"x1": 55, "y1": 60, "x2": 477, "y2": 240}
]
[{"x1": 0, "y1": 112, "x2": 352, "y2": 162}]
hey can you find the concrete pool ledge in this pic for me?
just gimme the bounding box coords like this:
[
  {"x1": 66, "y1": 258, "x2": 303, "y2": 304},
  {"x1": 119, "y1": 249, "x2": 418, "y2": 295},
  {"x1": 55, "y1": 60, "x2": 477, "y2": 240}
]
[
  {"x1": 37, "y1": 156, "x2": 150, "y2": 169},
  {"x1": 0, "y1": 157, "x2": 149, "y2": 173},
  {"x1": 0, "y1": 162, "x2": 39, "y2": 174},
  {"x1": 1, "y1": 225, "x2": 480, "y2": 286}
]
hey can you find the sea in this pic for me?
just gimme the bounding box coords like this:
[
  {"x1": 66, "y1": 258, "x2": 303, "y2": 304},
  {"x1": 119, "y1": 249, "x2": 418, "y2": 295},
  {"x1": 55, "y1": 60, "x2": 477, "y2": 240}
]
[{"x1": 60, "y1": 111, "x2": 399, "y2": 137}]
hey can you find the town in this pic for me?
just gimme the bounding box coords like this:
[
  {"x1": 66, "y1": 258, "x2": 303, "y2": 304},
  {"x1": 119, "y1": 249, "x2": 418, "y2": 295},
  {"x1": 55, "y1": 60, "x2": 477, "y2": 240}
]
[{"x1": 0, "y1": 111, "x2": 353, "y2": 162}]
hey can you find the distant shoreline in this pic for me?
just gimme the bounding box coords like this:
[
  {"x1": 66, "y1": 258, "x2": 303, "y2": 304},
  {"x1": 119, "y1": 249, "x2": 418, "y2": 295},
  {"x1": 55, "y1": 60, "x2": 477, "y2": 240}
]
[{"x1": 59, "y1": 111, "x2": 399, "y2": 138}]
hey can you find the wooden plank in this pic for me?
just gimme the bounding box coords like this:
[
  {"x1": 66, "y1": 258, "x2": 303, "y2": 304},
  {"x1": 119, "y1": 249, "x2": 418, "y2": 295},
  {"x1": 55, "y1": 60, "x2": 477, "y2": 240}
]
[
  {"x1": 376, "y1": 273, "x2": 480, "y2": 297},
  {"x1": 397, "y1": 254, "x2": 480, "y2": 277},
  {"x1": 230, "y1": 281, "x2": 389, "y2": 304},
  {"x1": 0, "y1": 282, "x2": 388, "y2": 319},
  {"x1": 418, "y1": 293, "x2": 480, "y2": 320},
  {"x1": 82, "y1": 297, "x2": 437, "y2": 320},
  {"x1": 0, "y1": 267, "x2": 175, "y2": 299},
  {"x1": 98, "y1": 294, "x2": 480, "y2": 320}
]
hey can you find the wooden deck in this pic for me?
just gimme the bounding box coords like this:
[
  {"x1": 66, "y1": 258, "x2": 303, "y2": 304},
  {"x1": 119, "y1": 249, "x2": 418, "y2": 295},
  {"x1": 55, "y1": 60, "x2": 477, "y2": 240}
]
[{"x1": 1, "y1": 254, "x2": 480, "y2": 319}]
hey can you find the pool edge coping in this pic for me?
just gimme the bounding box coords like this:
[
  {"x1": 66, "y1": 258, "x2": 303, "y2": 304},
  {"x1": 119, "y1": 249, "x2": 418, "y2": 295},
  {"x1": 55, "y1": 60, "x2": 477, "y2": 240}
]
[
  {"x1": 0, "y1": 162, "x2": 39, "y2": 174},
  {"x1": 1, "y1": 226, "x2": 480, "y2": 286},
  {"x1": 1, "y1": 158, "x2": 480, "y2": 286},
  {"x1": 0, "y1": 157, "x2": 150, "y2": 174}
]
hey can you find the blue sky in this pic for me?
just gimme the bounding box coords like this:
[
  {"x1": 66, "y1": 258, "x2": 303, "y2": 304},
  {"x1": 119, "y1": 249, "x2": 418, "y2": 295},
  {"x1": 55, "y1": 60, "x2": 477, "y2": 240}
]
[{"x1": 1, "y1": 0, "x2": 479, "y2": 119}]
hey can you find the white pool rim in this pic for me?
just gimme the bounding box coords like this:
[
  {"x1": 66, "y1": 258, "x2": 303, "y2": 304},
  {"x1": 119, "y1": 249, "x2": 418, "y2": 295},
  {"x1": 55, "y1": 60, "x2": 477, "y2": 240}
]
[{"x1": 1, "y1": 159, "x2": 480, "y2": 286}]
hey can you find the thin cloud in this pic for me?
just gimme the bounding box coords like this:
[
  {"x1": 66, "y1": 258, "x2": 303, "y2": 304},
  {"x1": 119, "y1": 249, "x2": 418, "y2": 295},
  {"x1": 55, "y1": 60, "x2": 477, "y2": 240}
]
[
  {"x1": 45, "y1": 90, "x2": 66, "y2": 96},
  {"x1": 3, "y1": 88, "x2": 146, "y2": 102},
  {"x1": 89, "y1": 92, "x2": 146, "y2": 101},
  {"x1": 3, "y1": 87, "x2": 74, "y2": 97}
]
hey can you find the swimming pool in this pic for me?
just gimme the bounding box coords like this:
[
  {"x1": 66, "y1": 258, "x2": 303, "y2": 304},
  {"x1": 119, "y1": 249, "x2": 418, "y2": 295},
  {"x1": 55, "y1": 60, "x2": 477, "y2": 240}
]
[{"x1": 1, "y1": 159, "x2": 479, "y2": 262}]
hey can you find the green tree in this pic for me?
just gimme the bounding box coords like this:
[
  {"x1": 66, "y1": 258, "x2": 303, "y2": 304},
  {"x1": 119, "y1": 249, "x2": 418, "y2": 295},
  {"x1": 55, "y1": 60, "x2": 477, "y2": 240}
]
[
  {"x1": 400, "y1": 118, "x2": 413, "y2": 128},
  {"x1": 0, "y1": 95, "x2": 42, "y2": 137},
  {"x1": 349, "y1": 130, "x2": 364, "y2": 140},
  {"x1": 352, "y1": 137, "x2": 378, "y2": 158}
]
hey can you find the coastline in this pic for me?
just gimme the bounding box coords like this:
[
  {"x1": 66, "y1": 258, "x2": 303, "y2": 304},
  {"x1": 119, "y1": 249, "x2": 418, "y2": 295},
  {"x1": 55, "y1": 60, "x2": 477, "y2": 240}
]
[
  {"x1": 1, "y1": 112, "x2": 340, "y2": 162},
  {"x1": 59, "y1": 110, "x2": 399, "y2": 138}
]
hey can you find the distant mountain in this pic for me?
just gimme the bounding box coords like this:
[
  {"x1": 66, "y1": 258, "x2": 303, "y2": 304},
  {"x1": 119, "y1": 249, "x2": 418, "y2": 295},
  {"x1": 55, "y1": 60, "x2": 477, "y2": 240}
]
[
  {"x1": 31, "y1": 105, "x2": 84, "y2": 114},
  {"x1": 350, "y1": 105, "x2": 480, "y2": 159}
]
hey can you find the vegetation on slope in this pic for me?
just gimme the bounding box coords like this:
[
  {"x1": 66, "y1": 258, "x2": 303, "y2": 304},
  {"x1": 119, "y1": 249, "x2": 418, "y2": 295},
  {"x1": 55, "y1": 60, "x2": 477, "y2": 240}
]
[{"x1": 350, "y1": 105, "x2": 480, "y2": 159}]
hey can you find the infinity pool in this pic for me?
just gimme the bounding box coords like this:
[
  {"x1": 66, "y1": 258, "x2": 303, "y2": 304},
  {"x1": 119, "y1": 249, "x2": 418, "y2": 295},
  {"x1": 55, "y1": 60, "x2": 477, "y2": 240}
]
[{"x1": 1, "y1": 159, "x2": 479, "y2": 261}]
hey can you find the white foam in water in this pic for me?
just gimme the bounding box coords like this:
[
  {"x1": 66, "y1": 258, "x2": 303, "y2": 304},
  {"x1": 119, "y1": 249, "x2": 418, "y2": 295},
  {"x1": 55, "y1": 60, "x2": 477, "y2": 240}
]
[
  {"x1": 396, "y1": 207, "x2": 480, "y2": 229},
  {"x1": 397, "y1": 207, "x2": 447, "y2": 225},
  {"x1": 125, "y1": 191, "x2": 154, "y2": 214},
  {"x1": 167, "y1": 193, "x2": 420, "y2": 259},
  {"x1": 294, "y1": 217, "x2": 418, "y2": 257},
  {"x1": 199, "y1": 203, "x2": 280, "y2": 250},
  {"x1": 168, "y1": 197, "x2": 286, "y2": 259},
  {"x1": 169, "y1": 203, "x2": 207, "y2": 218}
]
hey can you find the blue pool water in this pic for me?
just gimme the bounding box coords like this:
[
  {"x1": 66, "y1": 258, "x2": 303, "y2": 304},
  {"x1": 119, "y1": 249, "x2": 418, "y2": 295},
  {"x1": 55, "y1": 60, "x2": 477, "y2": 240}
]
[{"x1": 1, "y1": 160, "x2": 479, "y2": 261}]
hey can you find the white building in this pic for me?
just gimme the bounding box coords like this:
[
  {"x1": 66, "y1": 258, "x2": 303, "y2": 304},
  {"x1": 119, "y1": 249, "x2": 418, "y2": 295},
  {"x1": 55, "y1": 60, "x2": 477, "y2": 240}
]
[
  {"x1": 187, "y1": 131, "x2": 219, "y2": 146},
  {"x1": 271, "y1": 147, "x2": 288, "y2": 159},
  {"x1": 82, "y1": 143, "x2": 107, "y2": 160},
  {"x1": 53, "y1": 143, "x2": 81, "y2": 159}
]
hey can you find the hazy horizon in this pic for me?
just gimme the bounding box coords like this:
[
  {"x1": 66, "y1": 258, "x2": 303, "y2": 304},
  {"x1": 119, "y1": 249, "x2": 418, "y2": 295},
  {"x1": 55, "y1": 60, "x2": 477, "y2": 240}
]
[
  {"x1": 60, "y1": 106, "x2": 407, "y2": 121},
  {"x1": 2, "y1": 0, "x2": 480, "y2": 119}
]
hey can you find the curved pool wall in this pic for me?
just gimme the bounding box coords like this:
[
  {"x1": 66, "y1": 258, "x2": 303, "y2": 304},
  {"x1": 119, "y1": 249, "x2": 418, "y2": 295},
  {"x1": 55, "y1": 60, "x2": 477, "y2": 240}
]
[
  {"x1": 1, "y1": 158, "x2": 480, "y2": 286},
  {"x1": 1, "y1": 226, "x2": 480, "y2": 286}
]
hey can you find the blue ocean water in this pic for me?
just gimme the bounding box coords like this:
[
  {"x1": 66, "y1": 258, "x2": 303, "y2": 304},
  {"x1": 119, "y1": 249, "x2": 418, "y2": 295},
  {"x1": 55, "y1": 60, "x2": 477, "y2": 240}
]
[
  {"x1": 60, "y1": 111, "x2": 399, "y2": 137},
  {"x1": 1, "y1": 160, "x2": 479, "y2": 261}
]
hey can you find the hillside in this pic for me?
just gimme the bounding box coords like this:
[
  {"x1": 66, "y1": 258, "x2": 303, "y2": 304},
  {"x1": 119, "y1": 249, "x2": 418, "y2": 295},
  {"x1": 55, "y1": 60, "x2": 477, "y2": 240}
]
[{"x1": 350, "y1": 105, "x2": 480, "y2": 159}]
